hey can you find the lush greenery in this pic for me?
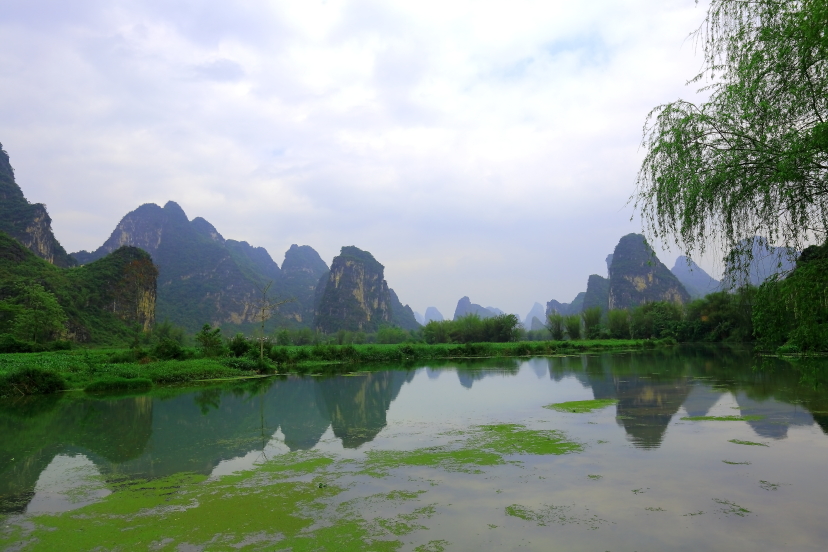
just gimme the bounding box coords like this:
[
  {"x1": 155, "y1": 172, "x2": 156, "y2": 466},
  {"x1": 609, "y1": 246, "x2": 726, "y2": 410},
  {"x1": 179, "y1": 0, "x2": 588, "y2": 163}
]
[
  {"x1": 0, "y1": 232, "x2": 156, "y2": 346},
  {"x1": 545, "y1": 288, "x2": 756, "y2": 343},
  {"x1": 634, "y1": 0, "x2": 828, "y2": 262},
  {"x1": 0, "y1": 338, "x2": 669, "y2": 395},
  {"x1": 421, "y1": 313, "x2": 522, "y2": 344},
  {"x1": 753, "y1": 243, "x2": 828, "y2": 352}
]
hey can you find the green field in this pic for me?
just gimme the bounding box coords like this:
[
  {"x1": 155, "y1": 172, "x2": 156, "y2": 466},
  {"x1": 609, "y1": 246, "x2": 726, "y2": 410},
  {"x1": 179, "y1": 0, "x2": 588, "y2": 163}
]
[{"x1": 0, "y1": 339, "x2": 669, "y2": 395}]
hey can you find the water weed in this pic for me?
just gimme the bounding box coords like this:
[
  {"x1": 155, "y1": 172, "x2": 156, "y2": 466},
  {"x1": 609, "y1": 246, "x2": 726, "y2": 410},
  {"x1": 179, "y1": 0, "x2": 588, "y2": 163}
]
[{"x1": 544, "y1": 399, "x2": 618, "y2": 413}]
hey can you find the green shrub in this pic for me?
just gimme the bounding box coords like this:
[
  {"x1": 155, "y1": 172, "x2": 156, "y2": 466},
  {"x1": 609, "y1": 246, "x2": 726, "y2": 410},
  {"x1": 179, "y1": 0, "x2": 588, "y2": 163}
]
[
  {"x1": 776, "y1": 343, "x2": 801, "y2": 355},
  {"x1": 228, "y1": 333, "x2": 252, "y2": 357},
  {"x1": 152, "y1": 338, "x2": 186, "y2": 360},
  {"x1": 0, "y1": 333, "x2": 37, "y2": 353},
  {"x1": 84, "y1": 377, "x2": 152, "y2": 394},
  {"x1": 221, "y1": 357, "x2": 261, "y2": 371},
  {"x1": 607, "y1": 310, "x2": 630, "y2": 339},
  {"x1": 564, "y1": 315, "x2": 581, "y2": 340},
  {"x1": 582, "y1": 307, "x2": 603, "y2": 339},
  {"x1": 0, "y1": 367, "x2": 67, "y2": 396},
  {"x1": 547, "y1": 313, "x2": 565, "y2": 341},
  {"x1": 195, "y1": 324, "x2": 226, "y2": 357}
]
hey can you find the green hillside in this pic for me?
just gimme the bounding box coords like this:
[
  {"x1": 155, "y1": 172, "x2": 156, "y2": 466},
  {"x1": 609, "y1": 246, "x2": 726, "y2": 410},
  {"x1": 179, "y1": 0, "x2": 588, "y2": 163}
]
[{"x1": 0, "y1": 232, "x2": 156, "y2": 345}]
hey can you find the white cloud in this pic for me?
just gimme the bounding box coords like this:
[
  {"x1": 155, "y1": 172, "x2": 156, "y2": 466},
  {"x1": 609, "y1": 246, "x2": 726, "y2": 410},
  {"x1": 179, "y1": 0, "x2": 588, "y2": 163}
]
[{"x1": 0, "y1": 0, "x2": 713, "y2": 317}]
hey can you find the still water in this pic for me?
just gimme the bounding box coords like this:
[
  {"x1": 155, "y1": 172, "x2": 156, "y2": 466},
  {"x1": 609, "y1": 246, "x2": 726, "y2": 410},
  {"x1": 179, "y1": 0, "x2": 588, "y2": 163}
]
[{"x1": 2, "y1": 346, "x2": 828, "y2": 551}]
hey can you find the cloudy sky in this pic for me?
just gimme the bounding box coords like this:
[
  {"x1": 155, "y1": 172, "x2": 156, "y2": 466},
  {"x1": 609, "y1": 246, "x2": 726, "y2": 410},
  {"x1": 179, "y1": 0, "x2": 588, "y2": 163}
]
[{"x1": 0, "y1": 0, "x2": 714, "y2": 319}]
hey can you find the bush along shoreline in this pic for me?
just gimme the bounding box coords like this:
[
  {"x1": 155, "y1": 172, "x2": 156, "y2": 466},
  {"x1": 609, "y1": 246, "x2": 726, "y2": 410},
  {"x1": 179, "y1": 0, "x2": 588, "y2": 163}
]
[{"x1": 0, "y1": 338, "x2": 674, "y2": 397}]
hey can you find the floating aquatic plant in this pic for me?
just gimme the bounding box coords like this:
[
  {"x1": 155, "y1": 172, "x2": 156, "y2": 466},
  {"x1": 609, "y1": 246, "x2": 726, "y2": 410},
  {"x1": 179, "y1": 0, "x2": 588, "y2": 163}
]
[{"x1": 544, "y1": 399, "x2": 618, "y2": 413}]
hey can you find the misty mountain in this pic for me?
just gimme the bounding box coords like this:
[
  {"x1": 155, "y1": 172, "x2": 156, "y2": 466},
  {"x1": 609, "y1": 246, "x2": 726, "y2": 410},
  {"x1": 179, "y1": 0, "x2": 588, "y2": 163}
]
[
  {"x1": 453, "y1": 297, "x2": 495, "y2": 320},
  {"x1": 722, "y1": 237, "x2": 798, "y2": 288},
  {"x1": 671, "y1": 256, "x2": 720, "y2": 298},
  {"x1": 546, "y1": 292, "x2": 586, "y2": 317},
  {"x1": 523, "y1": 302, "x2": 546, "y2": 326},
  {"x1": 424, "y1": 307, "x2": 444, "y2": 323}
]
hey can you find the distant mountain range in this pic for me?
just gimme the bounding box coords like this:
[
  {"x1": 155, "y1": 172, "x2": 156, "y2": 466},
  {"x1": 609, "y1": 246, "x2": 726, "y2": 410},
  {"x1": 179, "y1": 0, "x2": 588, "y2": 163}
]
[
  {"x1": 453, "y1": 297, "x2": 505, "y2": 320},
  {"x1": 547, "y1": 234, "x2": 691, "y2": 315},
  {"x1": 72, "y1": 203, "x2": 421, "y2": 333},
  {"x1": 0, "y1": 141, "x2": 420, "y2": 337},
  {"x1": 671, "y1": 256, "x2": 720, "y2": 298}
]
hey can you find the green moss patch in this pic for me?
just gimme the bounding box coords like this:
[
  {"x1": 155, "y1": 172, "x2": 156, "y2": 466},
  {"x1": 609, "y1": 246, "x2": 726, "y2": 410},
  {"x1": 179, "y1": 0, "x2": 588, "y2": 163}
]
[
  {"x1": 681, "y1": 415, "x2": 765, "y2": 421},
  {"x1": 544, "y1": 399, "x2": 618, "y2": 413},
  {"x1": 728, "y1": 439, "x2": 769, "y2": 446}
]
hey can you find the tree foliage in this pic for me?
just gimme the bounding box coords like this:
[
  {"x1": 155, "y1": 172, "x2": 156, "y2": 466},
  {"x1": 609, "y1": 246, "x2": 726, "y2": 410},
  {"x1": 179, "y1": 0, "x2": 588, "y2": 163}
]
[
  {"x1": 753, "y1": 250, "x2": 828, "y2": 351},
  {"x1": 422, "y1": 314, "x2": 521, "y2": 344},
  {"x1": 564, "y1": 315, "x2": 581, "y2": 340},
  {"x1": 0, "y1": 282, "x2": 67, "y2": 343},
  {"x1": 634, "y1": 0, "x2": 828, "y2": 264},
  {"x1": 547, "y1": 313, "x2": 565, "y2": 341}
]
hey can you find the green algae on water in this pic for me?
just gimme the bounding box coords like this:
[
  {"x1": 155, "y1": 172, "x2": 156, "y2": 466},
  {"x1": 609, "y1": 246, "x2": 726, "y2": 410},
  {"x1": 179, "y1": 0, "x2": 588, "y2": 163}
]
[
  {"x1": 505, "y1": 503, "x2": 606, "y2": 529},
  {"x1": 544, "y1": 399, "x2": 618, "y2": 413},
  {"x1": 713, "y1": 498, "x2": 751, "y2": 517},
  {"x1": 1, "y1": 451, "x2": 407, "y2": 552},
  {"x1": 362, "y1": 424, "x2": 582, "y2": 477},
  {"x1": 728, "y1": 439, "x2": 769, "y2": 446},
  {"x1": 681, "y1": 415, "x2": 765, "y2": 421}
]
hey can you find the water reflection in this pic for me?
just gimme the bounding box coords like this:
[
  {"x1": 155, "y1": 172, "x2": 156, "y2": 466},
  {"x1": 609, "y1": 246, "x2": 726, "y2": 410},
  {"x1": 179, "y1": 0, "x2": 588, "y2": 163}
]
[{"x1": 2, "y1": 346, "x2": 828, "y2": 515}]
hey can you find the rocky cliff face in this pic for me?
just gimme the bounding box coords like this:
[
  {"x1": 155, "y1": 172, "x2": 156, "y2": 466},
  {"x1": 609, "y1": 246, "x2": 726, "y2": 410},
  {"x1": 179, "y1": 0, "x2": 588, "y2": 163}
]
[
  {"x1": 389, "y1": 288, "x2": 421, "y2": 330},
  {"x1": 671, "y1": 256, "x2": 720, "y2": 298},
  {"x1": 607, "y1": 234, "x2": 690, "y2": 310},
  {"x1": 93, "y1": 247, "x2": 158, "y2": 334},
  {"x1": 546, "y1": 292, "x2": 585, "y2": 317},
  {"x1": 314, "y1": 246, "x2": 393, "y2": 333},
  {"x1": 0, "y1": 142, "x2": 75, "y2": 267},
  {"x1": 71, "y1": 201, "x2": 296, "y2": 331},
  {"x1": 582, "y1": 275, "x2": 610, "y2": 312},
  {"x1": 280, "y1": 244, "x2": 329, "y2": 325}
]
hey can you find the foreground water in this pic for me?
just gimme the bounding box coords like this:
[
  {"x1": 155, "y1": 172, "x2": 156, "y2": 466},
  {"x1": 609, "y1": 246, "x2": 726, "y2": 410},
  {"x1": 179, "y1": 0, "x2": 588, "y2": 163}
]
[{"x1": 2, "y1": 346, "x2": 828, "y2": 551}]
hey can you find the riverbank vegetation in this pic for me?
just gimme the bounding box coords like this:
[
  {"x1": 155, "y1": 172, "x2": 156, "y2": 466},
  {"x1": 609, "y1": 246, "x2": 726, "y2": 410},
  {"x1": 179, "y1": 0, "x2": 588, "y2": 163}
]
[{"x1": 0, "y1": 336, "x2": 671, "y2": 396}]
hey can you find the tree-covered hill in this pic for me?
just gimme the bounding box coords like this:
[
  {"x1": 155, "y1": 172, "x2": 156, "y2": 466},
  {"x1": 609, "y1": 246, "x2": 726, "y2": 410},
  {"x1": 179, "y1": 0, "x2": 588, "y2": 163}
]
[
  {"x1": 70, "y1": 201, "x2": 328, "y2": 332},
  {"x1": 0, "y1": 232, "x2": 156, "y2": 344}
]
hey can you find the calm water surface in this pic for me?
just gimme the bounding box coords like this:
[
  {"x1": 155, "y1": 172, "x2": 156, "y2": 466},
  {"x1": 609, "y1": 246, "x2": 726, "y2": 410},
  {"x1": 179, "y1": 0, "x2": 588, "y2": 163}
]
[{"x1": 2, "y1": 345, "x2": 828, "y2": 551}]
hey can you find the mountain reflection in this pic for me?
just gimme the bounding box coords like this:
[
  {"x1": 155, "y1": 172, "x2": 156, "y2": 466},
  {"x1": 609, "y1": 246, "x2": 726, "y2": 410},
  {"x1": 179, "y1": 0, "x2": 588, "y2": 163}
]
[
  {"x1": 3, "y1": 347, "x2": 828, "y2": 514},
  {"x1": 0, "y1": 371, "x2": 414, "y2": 513},
  {"x1": 549, "y1": 346, "x2": 828, "y2": 450}
]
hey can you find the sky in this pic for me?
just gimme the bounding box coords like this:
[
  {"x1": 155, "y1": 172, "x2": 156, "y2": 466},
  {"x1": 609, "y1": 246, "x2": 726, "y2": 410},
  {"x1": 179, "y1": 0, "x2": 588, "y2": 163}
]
[{"x1": 0, "y1": 0, "x2": 716, "y2": 320}]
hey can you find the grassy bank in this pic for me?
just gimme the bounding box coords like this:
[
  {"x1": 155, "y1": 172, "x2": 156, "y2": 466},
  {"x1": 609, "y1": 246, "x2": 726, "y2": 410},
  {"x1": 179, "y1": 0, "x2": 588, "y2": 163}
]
[{"x1": 0, "y1": 338, "x2": 672, "y2": 396}]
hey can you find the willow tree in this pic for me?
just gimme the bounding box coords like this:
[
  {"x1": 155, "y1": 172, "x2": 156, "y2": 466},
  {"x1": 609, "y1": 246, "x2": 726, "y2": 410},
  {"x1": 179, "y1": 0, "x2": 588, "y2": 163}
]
[{"x1": 633, "y1": 0, "x2": 828, "y2": 267}]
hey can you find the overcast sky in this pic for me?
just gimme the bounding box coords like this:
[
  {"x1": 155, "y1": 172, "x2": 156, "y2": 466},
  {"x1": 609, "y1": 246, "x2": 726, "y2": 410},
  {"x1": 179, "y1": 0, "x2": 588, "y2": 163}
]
[{"x1": 0, "y1": 0, "x2": 716, "y2": 320}]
